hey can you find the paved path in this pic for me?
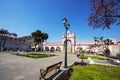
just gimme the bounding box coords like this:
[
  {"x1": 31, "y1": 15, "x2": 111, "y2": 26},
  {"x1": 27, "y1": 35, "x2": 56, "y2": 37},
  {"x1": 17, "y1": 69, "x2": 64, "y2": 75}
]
[
  {"x1": 0, "y1": 52, "x2": 119, "y2": 80},
  {"x1": 0, "y1": 52, "x2": 80, "y2": 80}
]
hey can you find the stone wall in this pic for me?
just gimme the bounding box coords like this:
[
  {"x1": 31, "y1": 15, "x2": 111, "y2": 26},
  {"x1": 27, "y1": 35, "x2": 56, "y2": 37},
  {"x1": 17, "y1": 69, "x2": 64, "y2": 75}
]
[{"x1": 0, "y1": 39, "x2": 31, "y2": 51}]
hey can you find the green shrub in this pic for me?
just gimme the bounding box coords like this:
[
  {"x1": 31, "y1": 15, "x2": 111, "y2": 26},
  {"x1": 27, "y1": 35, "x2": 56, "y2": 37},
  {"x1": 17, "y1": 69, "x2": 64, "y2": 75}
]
[
  {"x1": 25, "y1": 53, "x2": 55, "y2": 58},
  {"x1": 0, "y1": 50, "x2": 7, "y2": 52}
]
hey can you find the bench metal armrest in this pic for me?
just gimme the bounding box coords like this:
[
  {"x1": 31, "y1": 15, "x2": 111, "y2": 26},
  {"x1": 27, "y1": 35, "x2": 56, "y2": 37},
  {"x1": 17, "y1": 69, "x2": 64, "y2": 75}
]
[{"x1": 40, "y1": 69, "x2": 46, "y2": 76}]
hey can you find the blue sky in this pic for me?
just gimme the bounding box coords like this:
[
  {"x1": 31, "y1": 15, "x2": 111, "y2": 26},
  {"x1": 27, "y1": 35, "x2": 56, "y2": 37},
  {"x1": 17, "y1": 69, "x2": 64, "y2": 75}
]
[{"x1": 0, "y1": 0, "x2": 120, "y2": 42}]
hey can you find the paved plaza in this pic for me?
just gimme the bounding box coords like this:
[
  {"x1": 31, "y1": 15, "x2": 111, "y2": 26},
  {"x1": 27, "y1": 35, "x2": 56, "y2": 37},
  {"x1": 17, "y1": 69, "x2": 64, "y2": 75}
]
[
  {"x1": 0, "y1": 52, "x2": 118, "y2": 80},
  {"x1": 0, "y1": 52, "x2": 80, "y2": 80}
]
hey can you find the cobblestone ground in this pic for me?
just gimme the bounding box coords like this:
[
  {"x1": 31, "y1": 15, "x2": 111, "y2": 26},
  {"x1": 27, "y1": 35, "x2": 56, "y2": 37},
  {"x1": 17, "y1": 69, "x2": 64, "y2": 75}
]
[{"x1": 0, "y1": 52, "x2": 80, "y2": 80}]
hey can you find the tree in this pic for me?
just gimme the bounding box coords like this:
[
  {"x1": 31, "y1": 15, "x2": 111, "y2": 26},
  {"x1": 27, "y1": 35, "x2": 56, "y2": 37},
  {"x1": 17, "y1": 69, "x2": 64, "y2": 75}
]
[
  {"x1": 93, "y1": 37, "x2": 114, "y2": 56},
  {"x1": 88, "y1": 0, "x2": 120, "y2": 29},
  {"x1": 103, "y1": 39, "x2": 114, "y2": 56},
  {"x1": 31, "y1": 30, "x2": 42, "y2": 51},
  {"x1": 103, "y1": 39, "x2": 114, "y2": 47},
  {"x1": 78, "y1": 48, "x2": 85, "y2": 64},
  {"x1": 0, "y1": 29, "x2": 17, "y2": 50},
  {"x1": 31, "y1": 30, "x2": 48, "y2": 51},
  {"x1": 41, "y1": 33, "x2": 48, "y2": 42}
]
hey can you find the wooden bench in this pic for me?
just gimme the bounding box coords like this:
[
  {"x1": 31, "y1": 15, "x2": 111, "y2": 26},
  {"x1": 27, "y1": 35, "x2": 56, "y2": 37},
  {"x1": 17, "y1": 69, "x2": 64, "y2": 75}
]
[{"x1": 39, "y1": 61, "x2": 62, "y2": 80}]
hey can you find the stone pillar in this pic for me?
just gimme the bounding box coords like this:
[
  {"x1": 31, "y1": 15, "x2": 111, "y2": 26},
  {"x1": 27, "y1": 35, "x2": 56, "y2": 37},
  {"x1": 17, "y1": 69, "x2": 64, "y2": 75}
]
[{"x1": 72, "y1": 44, "x2": 75, "y2": 53}]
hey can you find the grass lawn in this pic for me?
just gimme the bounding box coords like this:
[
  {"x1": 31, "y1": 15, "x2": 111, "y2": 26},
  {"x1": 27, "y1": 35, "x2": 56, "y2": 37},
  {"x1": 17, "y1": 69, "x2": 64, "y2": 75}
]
[
  {"x1": 70, "y1": 64, "x2": 120, "y2": 80},
  {"x1": 80, "y1": 55, "x2": 106, "y2": 60}
]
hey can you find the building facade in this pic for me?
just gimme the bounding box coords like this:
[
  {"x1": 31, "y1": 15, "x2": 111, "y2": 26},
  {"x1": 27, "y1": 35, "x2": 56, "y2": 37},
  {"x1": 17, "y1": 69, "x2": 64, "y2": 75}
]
[
  {"x1": 40, "y1": 31, "x2": 92, "y2": 52},
  {"x1": 37, "y1": 31, "x2": 120, "y2": 57}
]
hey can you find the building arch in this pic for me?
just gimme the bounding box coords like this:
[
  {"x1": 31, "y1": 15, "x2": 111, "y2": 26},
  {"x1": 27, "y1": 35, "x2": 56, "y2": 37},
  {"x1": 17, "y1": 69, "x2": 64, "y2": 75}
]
[
  {"x1": 56, "y1": 47, "x2": 61, "y2": 51},
  {"x1": 62, "y1": 31, "x2": 76, "y2": 53},
  {"x1": 50, "y1": 47, "x2": 55, "y2": 52},
  {"x1": 45, "y1": 47, "x2": 49, "y2": 51}
]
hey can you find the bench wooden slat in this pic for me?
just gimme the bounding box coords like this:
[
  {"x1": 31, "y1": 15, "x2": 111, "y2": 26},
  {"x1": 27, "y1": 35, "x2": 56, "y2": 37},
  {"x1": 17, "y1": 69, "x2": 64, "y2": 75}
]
[
  {"x1": 40, "y1": 61, "x2": 62, "y2": 80},
  {"x1": 46, "y1": 61, "x2": 62, "y2": 73}
]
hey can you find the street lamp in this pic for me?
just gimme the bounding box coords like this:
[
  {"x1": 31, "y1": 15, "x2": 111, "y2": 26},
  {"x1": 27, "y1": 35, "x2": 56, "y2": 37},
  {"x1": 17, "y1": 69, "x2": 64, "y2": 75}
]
[{"x1": 62, "y1": 18, "x2": 70, "y2": 68}]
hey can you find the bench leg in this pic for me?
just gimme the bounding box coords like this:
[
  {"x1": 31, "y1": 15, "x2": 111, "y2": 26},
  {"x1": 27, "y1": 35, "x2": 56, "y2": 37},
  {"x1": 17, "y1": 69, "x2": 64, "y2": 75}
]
[
  {"x1": 58, "y1": 69, "x2": 61, "y2": 72},
  {"x1": 39, "y1": 76, "x2": 42, "y2": 80}
]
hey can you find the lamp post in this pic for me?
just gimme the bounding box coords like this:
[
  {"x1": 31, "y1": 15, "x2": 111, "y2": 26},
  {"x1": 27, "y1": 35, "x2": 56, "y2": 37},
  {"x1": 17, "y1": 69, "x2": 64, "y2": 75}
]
[{"x1": 62, "y1": 18, "x2": 70, "y2": 68}]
